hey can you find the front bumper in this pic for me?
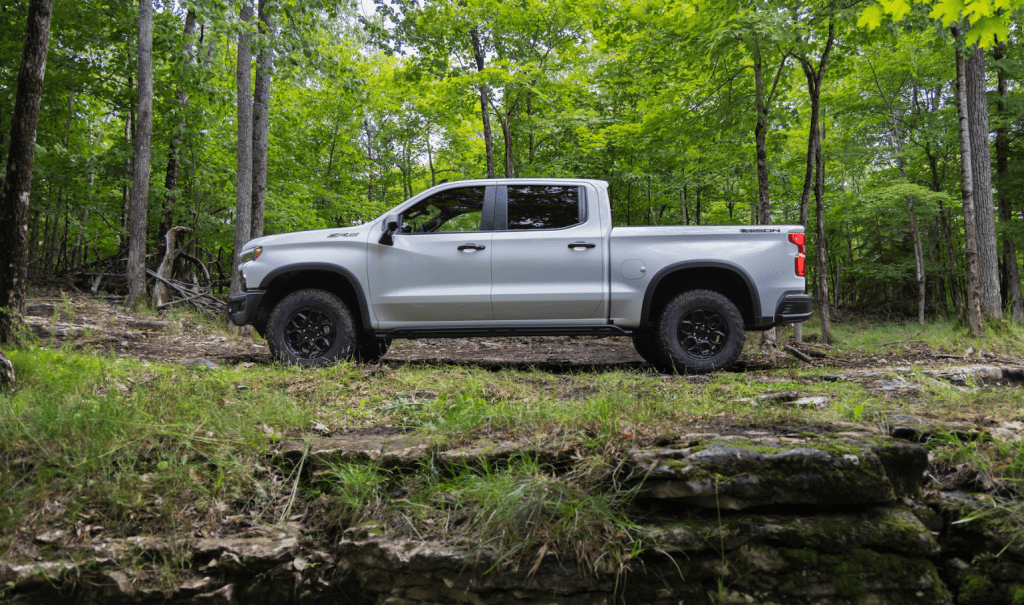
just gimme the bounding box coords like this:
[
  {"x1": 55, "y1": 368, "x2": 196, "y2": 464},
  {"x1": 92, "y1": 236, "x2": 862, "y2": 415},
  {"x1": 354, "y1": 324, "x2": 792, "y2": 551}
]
[
  {"x1": 227, "y1": 289, "x2": 266, "y2": 326},
  {"x1": 774, "y1": 294, "x2": 814, "y2": 324}
]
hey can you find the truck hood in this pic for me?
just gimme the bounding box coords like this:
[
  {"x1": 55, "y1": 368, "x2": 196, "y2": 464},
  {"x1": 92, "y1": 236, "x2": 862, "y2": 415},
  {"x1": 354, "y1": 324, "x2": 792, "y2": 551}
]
[{"x1": 244, "y1": 223, "x2": 375, "y2": 249}]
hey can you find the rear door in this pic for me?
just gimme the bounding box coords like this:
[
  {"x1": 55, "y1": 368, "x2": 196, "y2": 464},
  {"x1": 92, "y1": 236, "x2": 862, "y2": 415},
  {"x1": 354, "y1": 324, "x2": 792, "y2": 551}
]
[
  {"x1": 367, "y1": 185, "x2": 495, "y2": 327},
  {"x1": 489, "y1": 184, "x2": 607, "y2": 321}
]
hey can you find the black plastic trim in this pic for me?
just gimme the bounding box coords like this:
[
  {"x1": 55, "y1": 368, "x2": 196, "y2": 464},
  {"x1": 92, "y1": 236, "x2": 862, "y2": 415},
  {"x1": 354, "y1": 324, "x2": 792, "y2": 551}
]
[
  {"x1": 640, "y1": 260, "x2": 764, "y2": 328},
  {"x1": 256, "y1": 263, "x2": 373, "y2": 333},
  {"x1": 383, "y1": 325, "x2": 631, "y2": 339},
  {"x1": 227, "y1": 289, "x2": 266, "y2": 326},
  {"x1": 773, "y1": 293, "x2": 814, "y2": 324}
]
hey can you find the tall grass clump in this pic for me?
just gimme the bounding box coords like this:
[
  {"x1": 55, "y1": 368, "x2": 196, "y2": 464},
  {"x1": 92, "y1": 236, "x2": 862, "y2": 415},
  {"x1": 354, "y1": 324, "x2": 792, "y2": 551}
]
[
  {"x1": 426, "y1": 454, "x2": 645, "y2": 576},
  {"x1": 0, "y1": 347, "x2": 314, "y2": 546}
]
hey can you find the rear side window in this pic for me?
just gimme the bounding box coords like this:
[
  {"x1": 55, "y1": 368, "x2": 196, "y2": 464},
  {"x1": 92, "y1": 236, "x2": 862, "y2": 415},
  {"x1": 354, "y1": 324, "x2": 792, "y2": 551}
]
[{"x1": 506, "y1": 185, "x2": 582, "y2": 230}]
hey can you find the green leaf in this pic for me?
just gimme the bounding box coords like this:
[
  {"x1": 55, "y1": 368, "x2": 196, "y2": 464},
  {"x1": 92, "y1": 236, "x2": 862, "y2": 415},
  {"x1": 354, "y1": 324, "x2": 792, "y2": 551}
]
[
  {"x1": 879, "y1": 0, "x2": 912, "y2": 22},
  {"x1": 927, "y1": 0, "x2": 967, "y2": 27},
  {"x1": 964, "y1": 14, "x2": 1011, "y2": 48},
  {"x1": 857, "y1": 4, "x2": 885, "y2": 28}
]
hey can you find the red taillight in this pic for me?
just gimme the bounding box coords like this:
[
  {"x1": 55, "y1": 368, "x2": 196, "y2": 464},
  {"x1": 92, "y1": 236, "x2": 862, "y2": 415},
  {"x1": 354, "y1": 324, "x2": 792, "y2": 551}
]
[{"x1": 789, "y1": 233, "x2": 806, "y2": 277}]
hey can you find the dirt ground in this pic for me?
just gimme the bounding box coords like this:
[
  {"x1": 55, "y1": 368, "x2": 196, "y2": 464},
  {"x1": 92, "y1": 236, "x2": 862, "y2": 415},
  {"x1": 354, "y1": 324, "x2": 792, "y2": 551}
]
[{"x1": 20, "y1": 294, "x2": 1024, "y2": 373}]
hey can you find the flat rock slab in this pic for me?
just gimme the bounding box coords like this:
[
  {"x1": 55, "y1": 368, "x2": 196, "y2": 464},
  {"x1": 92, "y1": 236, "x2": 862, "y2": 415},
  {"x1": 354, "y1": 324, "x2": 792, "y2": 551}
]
[
  {"x1": 277, "y1": 434, "x2": 435, "y2": 469},
  {"x1": 631, "y1": 436, "x2": 928, "y2": 509},
  {"x1": 335, "y1": 506, "x2": 952, "y2": 605},
  {"x1": 651, "y1": 504, "x2": 940, "y2": 557}
]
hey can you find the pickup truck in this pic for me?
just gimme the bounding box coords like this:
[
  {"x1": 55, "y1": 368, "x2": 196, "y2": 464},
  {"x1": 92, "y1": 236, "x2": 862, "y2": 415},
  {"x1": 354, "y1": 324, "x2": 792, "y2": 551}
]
[{"x1": 227, "y1": 178, "x2": 812, "y2": 373}]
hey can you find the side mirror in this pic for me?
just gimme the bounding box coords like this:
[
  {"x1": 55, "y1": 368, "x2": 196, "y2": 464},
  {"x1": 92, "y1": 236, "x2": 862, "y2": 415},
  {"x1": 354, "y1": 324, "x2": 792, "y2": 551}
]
[{"x1": 378, "y1": 214, "x2": 399, "y2": 246}]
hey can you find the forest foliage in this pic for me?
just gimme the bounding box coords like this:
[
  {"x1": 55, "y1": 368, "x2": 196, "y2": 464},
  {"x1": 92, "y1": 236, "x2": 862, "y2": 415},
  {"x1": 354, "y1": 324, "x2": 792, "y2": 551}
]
[{"x1": 1, "y1": 0, "x2": 1023, "y2": 322}]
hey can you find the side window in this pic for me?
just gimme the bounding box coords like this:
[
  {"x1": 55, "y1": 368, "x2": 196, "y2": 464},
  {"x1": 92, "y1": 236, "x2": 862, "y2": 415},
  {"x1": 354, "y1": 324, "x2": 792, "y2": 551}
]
[
  {"x1": 402, "y1": 187, "x2": 485, "y2": 234},
  {"x1": 507, "y1": 185, "x2": 582, "y2": 230}
]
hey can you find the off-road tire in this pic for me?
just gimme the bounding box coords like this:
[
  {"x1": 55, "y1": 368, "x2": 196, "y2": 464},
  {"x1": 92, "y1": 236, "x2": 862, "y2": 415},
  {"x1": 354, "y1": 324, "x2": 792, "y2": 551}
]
[
  {"x1": 266, "y1": 289, "x2": 356, "y2": 366},
  {"x1": 355, "y1": 337, "x2": 392, "y2": 363},
  {"x1": 632, "y1": 332, "x2": 670, "y2": 368},
  {"x1": 655, "y1": 289, "x2": 745, "y2": 374}
]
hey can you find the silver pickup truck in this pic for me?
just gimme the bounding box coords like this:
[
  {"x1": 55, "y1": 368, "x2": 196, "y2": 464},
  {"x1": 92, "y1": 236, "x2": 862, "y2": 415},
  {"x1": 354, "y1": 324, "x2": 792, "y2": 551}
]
[{"x1": 227, "y1": 178, "x2": 812, "y2": 373}]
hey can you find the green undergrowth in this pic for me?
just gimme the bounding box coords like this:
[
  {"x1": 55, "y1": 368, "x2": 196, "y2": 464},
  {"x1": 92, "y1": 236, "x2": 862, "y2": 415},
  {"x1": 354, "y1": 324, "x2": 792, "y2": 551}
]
[
  {"x1": 794, "y1": 315, "x2": 1024, "y2": 358},
  {"x1": 310, "y1": 454, "x2": 646, "y2": 576},
  {"x1": 2, "y1": 314, "x2": 1024, "y2": 575}
]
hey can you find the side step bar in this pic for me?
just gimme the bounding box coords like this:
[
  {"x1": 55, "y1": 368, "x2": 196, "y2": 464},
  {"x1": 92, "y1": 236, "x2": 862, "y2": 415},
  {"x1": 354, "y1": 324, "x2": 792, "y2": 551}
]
[{"x1": 383, "y1": 325, "x2": 633, "y2": 339}]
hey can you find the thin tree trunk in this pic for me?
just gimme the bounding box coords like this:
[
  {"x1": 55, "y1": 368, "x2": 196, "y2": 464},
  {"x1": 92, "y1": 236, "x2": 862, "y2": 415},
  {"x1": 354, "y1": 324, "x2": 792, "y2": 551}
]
[
  {"x1": 994, "y1": 43, "x2": 1023, "y2": 321},
  {"x1": 426, "y1": 123, "x2": 435, "y2": 187},
  {"x1": 752, "y1": 42, "x2": 789, "y2": 350},
  {"x1": 814, "y1": 118, "x2": 831, "y2": 342},
  {"x1": 120, "y1": 94, "x2": 133, "y2": 253},
  {"x1": 159, "y1": 10, "x2": 196, "y2": 258},
  {"x1": 954, "y1": 26, "x2": 984, "y2": 336},
  {"x1": 229, "y1": 2, "x2": 254, "y2": 301},
  {"x1": 938, "y1": 198, "x2": 962, "y2": 311},
  {"x1": 127, "y1": 0, "x2": 154, "y2": 308},
  {"x1": 250, "y1": 0, "x2": 273, "y2": 241},
  {"x1": 470, "y1": 27, "x2": 494, "y2": 179},
  {"x1": 500, "y1": 108, "x2": 514, "y2": 178},
  {"x1": 0, "y1": 0, "x2": 52, "y2": 342}
]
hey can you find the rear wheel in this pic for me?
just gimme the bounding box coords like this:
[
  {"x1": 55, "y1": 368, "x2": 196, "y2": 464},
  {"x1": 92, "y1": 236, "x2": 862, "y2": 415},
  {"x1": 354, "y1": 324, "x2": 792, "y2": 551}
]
[
  {"x1": 655, "y1": 289, "x2": 745, "y2": 374},
  {"x1": 266, "y1": 290, "x2": 355, "y2": 366}
]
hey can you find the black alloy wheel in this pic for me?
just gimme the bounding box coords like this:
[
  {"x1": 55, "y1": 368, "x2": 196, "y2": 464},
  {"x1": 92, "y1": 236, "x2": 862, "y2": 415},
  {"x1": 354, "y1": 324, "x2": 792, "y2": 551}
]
[
  {"x1": 283, "y1": 307, "x2": 336, "y2": 359},
  {"x1": 677, "y1": 306, "x2": 729, "y2": 358}
]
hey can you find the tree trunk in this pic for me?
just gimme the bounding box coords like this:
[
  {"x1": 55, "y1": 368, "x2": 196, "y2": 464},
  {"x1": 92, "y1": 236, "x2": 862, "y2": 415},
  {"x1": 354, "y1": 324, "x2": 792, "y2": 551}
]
[
  {"x1": 797, "y1": 22, "x2": 834, "y2": 228},
  {"x1": 753, "y1": 44, "x2": 772, "y2": 226},
  {"x1": 965, "y1": 46, "x2": 1001, "y2": 319},
  {"x1": 0, "y1": 0, "x2": 52, "y2": 343},
  {"x1": 250, "y1": 0, "x2": 273, "y2": 241},
  {"x1": 814, "y1": 119, "x2": 831, "y2": 343},
  {"x1": 229, "y1": 2, "x2": 254, "y2": 301},
  {"x1": 470, "y1": 27, "x2": 494, "y2": 179},
  {"x1": 501, "y1": 108, "x2": 514, "y2": 178},
  {"x1": 907, "y1": 194, "x2": 926, "y2": 324},
  {"x1": 127, "y1": 0, "x2": 154, "y2": 308},
  {"x1": 954, "y1": 26, "x2": 984, "y2": 336},
  {"x1": 994, "y1": 43, "x2": 1023, "y2": 321},
  {"x1": 752, "y1": 42, "x2": 789, "y2": 350},
  {"x1": 158, "y1": 10, "x2": 196, "y2": 259}
]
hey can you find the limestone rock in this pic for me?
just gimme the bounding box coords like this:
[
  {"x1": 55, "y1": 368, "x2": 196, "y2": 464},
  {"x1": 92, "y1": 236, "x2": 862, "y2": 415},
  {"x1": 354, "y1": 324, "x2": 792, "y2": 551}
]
[{"x1": 631, "y1": 437, "x2": 928, "y2": 510}]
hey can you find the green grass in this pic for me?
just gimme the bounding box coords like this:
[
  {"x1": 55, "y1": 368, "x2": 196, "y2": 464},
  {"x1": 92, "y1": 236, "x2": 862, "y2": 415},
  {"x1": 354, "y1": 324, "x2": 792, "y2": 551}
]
[{"x1": 3, "y1": 312, "x2": 1024, "y2": 577}]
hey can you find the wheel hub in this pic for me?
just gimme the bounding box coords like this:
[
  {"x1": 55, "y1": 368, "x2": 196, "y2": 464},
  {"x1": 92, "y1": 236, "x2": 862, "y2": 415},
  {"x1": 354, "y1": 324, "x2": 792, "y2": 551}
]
[
  {"x1": 677, "y1": 307, "x2": 728, "y2": 358},
  {"x1": 284, "y1": 308, "x2": 335, "y2": 359}
]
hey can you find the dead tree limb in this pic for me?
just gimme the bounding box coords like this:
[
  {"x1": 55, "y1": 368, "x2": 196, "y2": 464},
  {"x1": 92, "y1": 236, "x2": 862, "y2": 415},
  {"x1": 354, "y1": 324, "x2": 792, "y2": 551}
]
[
  {"x1": 783, "y1": 344, "x2": 814, "y2": 363},
  {"x1": 152, "y1": 226, "x2": 192, "y2": 307}
]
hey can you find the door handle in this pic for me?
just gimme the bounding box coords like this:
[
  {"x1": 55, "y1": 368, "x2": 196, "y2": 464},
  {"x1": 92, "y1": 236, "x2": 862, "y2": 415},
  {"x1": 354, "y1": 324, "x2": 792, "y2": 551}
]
[
  {"x1": 458, "y1": 244, "x2": 486, "y2": 251},
  {"x1": 568, "y1": 242, "x2": 596, "y2": 250}
]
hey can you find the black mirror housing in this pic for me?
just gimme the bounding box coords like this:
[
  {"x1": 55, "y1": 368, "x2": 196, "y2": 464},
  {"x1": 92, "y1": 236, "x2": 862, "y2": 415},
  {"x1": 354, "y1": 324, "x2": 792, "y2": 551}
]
[{"x1": 378, "y1": 214, "x2": 399, "y2": 246}]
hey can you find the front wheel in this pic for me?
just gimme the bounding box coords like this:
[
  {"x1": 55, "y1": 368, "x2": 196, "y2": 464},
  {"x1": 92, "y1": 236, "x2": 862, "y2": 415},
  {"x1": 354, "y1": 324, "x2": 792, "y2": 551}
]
[
  {"x1": 266, "y1": 290, "x2": 356, "y2": 366},
  {"x1": 655, "y1": 290, "x2": 745, "y2": 374},
  {"x1": 355, "y1": 337, "x2": 392, "y2": 363},
  {"x1": 632, "y1": 332, "x2": 669, "y2": 368}
]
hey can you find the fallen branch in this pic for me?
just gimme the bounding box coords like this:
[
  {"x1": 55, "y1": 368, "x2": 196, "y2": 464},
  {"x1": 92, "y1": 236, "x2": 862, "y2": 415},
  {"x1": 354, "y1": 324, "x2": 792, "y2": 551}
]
[
  {"x1": 880, "y1": 329, "x2": 925, "y2": 347},
  {"x1": 783, "y1": 345, "x2": 814, "y2": 363}
]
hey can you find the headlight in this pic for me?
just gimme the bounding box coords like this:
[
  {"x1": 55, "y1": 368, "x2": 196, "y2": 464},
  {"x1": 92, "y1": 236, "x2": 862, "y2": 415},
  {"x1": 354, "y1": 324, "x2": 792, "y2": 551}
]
[{"x1": 240, "y1": 247, "x2": 262, "y2": 265}]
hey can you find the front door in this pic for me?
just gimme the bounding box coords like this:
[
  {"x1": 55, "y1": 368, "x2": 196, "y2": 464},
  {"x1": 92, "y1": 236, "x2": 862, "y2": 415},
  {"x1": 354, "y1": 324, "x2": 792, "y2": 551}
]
[{"x1": 367, "y1": 185, "x2": 494, "y2": 328}]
